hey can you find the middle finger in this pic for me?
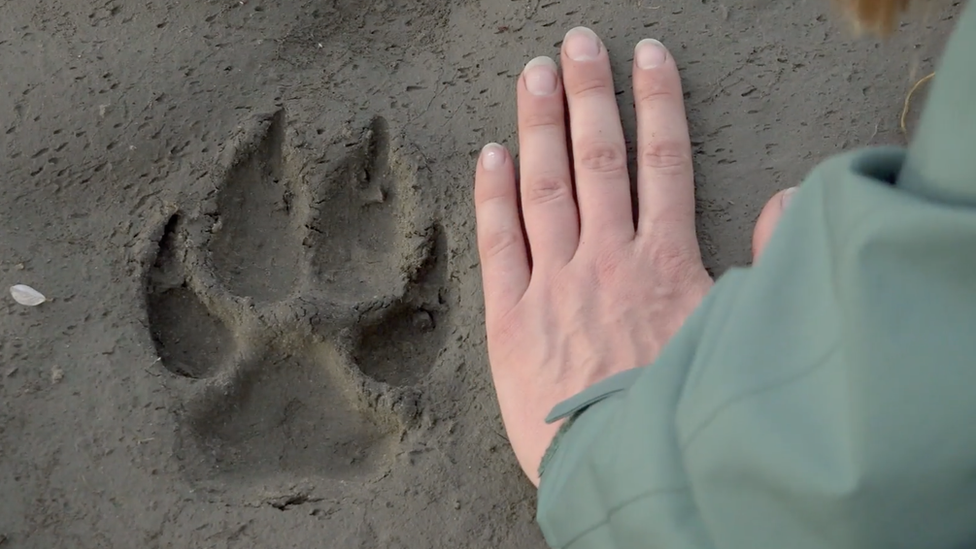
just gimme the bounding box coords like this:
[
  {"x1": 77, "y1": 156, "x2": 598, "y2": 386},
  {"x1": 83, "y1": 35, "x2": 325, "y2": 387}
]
[{"x1": 561, "y1": 27, "x2": 635, "y2": 244}]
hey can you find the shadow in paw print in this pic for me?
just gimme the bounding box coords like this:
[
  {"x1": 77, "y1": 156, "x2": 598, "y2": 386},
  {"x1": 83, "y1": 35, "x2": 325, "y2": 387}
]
[
  {"x1": 145, "y1": 110, "x2": 447, "y2": 492},
  {"x1": 354, "y1": 227, "x2": 449, "y2": 386},
  {"x1": 146, "y1": 214, "x2": 234, "y2": 379},
  {"x1": 209, "y1": 110, "x2": 303, "y2": 303},
  {"x1": 190, "y1": 341, "x2": 395, "y2": 480}
]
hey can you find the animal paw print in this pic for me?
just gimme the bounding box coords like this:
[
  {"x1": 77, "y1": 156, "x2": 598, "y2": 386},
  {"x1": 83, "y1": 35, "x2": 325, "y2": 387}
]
[{"x1": 144, "y1": 111, "x2": 448, "y2": 484}]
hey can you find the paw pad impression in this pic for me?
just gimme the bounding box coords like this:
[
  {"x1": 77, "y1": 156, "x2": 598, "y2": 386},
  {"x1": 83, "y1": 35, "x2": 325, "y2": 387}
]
[{"x1": 144, "y1": 110, "x2": 448, "y2": 488}]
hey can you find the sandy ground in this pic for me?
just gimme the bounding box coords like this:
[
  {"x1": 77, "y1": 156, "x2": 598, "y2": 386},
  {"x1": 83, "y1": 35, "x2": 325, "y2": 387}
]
[{"x1": 0, "y1": 0, "x2": 962, "y2": 547}]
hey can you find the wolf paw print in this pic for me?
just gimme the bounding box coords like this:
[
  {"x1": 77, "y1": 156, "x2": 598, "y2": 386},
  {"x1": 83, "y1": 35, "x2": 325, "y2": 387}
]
[{"x1": 143, "y1": 110, "x2": 448, "y2": 485}]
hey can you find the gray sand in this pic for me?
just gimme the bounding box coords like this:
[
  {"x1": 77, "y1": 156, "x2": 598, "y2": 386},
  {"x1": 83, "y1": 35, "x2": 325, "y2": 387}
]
[{"x1": 0, "y1": 0, "x2": 959, "y2": 546}]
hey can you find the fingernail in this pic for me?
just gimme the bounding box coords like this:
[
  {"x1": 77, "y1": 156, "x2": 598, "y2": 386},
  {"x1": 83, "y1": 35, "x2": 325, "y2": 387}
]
[
  {"x1": 482, "y1": 143, "x2": 506, "y2": 171},
  {"x1": 524, "y1": 56, "x2": 558, "y2": 96},
  {"x1": 564, "y1": 27, "x2": 601, "y2": 61},
  {"x1": 635, "y1": 39, "x2": 668, "y2": 69},
  {"x1": 781, "y1": 187, "x2": 797, "y2": 209}
]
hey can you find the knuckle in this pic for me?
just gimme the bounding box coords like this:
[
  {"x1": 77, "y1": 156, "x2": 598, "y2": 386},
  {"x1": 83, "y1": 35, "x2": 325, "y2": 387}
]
[
  {"x1": 480, "y1": 226, "x2": 523, "y2": 260},
  {"x1": 526, "y1": 174, "x2": 572, "y2": 205},
  {"x1": 636, "y1": 80, "x2": 674, "y2": 105},
  {"x1": 520, "y1": 108, "x2": 561, "y2": 131},
  {"x1": 475, "y1": 181, "x2": 509, "y2": 204},
  {"x1": 590, "y1": 247, "x2": 628, "y2": 284},
  {"x1": 642, "y1": 238, "x2": 701, "y2": 280},
  {"x1": 569, "y1": 75, "x2": 613, "y2": 99},
  {"x1": 577, "y1": 141, "x2": 627, "y2": 175},
  {"x1": 657, "y1": 249, "x2": 695, "y2": 280},
  {"x1": 594, "y1": 258, "x2": 619, "y2": 284},
  {"x1": 488, "y1": 309, "x2": 524, "y2": 345},
  {"x1": 548, "y1": 274, "x2": 576, "y2": 301},
  {"x1": 639, "y1": 139, "x2": 690, "y2": 175}
]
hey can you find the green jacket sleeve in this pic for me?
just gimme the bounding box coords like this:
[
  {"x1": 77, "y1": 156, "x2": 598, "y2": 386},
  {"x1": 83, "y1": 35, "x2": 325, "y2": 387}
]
[{"x1": 535, "y1": 3, "x2": 976, "y2": 548}]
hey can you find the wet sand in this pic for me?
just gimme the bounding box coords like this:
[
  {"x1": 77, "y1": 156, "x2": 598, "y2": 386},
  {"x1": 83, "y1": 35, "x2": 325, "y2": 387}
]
[{"x1": 0, "y1": 0, "x2": 958, "y2": 546}]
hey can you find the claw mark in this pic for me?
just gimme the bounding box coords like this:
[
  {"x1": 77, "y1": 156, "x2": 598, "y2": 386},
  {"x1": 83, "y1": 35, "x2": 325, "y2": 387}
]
[{"x1": 209, "y1": 110, "x2": 302, "y2": 303}]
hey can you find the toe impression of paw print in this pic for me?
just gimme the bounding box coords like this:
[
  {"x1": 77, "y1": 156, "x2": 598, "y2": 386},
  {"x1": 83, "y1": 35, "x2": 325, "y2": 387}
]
[{"x1": 143, "y1": 110, "x2": 449, "y2": 486}]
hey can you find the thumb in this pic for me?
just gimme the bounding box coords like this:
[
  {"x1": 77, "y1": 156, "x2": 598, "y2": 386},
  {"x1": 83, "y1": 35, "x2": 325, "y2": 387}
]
[{"x1": 751, "y1": 187, "x2": 797, "y2": 262}]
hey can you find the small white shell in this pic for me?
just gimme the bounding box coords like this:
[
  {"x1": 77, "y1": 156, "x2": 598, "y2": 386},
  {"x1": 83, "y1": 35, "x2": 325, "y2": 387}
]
[{"x1": 10, "y1": 284, "x2": 47, "y2": 306}]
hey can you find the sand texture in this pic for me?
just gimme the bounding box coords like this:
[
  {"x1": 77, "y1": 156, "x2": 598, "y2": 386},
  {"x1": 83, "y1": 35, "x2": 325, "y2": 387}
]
[{"x1": 0, "y1": 0, "x2": 960, "y2": 547}]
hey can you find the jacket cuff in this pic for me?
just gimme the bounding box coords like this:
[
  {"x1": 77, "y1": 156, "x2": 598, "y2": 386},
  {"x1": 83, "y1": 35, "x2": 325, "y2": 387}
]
[{"x1": 538, "y1": 368, "x2": 645, "y2": 480}]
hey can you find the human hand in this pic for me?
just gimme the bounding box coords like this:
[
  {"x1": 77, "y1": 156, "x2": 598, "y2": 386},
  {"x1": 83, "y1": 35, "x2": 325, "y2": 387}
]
[{"x1": 474, "y1": 28, "x2": 714, "y2": 486}]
